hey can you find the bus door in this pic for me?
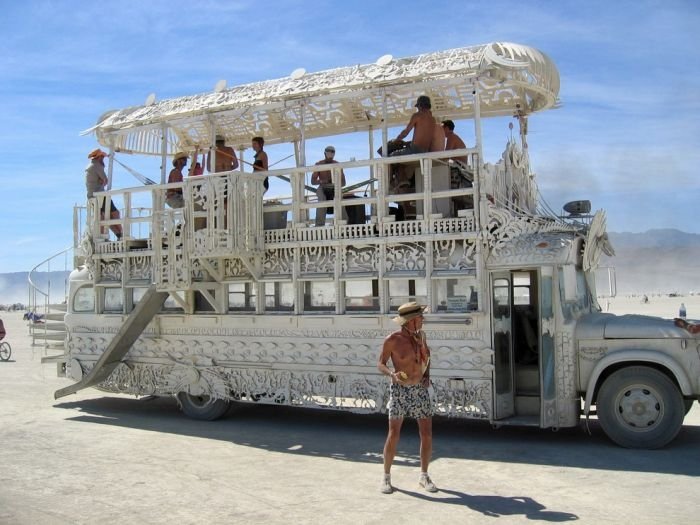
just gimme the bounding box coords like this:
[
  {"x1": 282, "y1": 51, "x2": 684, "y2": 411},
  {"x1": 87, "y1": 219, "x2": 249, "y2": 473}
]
[{"x1": 491, "y1": 272, "x2": 514, "y2": 419}]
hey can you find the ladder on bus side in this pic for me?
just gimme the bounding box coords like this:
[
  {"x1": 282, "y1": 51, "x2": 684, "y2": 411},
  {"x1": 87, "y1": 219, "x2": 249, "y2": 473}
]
[{"x1": 54, "y1": 286, "x2": 169, "y2": 399}]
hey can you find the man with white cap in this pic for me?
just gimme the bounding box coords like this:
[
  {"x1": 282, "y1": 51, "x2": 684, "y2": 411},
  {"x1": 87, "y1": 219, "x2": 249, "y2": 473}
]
[
  {"x1": 85, "y1": 148, "x2": 122, "y2": 239},
  {"x1": 377, "y1": 301, "x2": 437, "y2": 494},
  {"x1": 311, "y1": 145, "x2": 346, "y2": 226}
]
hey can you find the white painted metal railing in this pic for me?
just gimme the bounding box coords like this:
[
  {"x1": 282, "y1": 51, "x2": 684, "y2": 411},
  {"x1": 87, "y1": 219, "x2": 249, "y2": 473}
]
[{"x1": 87, "y1": 146, "x2": 535, "y2": 258}]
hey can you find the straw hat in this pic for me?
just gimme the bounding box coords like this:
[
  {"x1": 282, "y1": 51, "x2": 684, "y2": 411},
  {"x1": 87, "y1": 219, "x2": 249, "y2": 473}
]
[
  {"x1": 393, "y1": 301, "x2": 427, "y2": 325},
  {"x1": 87, "y1": 148, "x2": 108, "y2": 159},
  {"x1": 173, "y1": 151, "x2": 189, "y2": 162}
]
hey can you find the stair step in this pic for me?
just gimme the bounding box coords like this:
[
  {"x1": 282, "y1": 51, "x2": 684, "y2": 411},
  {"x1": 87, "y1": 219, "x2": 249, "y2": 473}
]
[
  {"x1": 32, "y1": 332, "x2": 66, "y2": 341},
  {"x1": 516, "y1": 365, "x2": 539, "y2": 393},
  {"x1": 31, "y1": 323, "x2": 65, "y2": 332},
  {"x1": 515, "y1": 395, "x2": 540, "y2": 416},
  {"x1": 41, "y1": 353, "x2": 68, "y2": 364},
  {"x1": 48, "y1": 304, "x2": 67, "y2": 312}
]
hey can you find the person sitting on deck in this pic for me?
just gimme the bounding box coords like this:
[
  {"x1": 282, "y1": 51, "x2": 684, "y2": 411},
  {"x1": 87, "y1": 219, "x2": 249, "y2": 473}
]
[
  {"x1": 166, "y1": 152, "x2": 188, "y2": 209},
  {"x1": 442, "y1": 120, "x2": 473, "y2": 211},
  {"x1": 442, "y1": 120, "x2": 468, "y2": 163},
  {"x1": 206, "y1": 135, "x2": 238, "y2": 173},
  {"x1": 312, "y1": 145, "x2": 347, "y2": 226},
  {"x1": 251, "y1": 136, "x2": 269, "y2": 193},
  {"x1": 391, "y1": 96, "x2": 435, "y2": 157},
  {"x1": 85, "y1": 148, "x2": 123, "y2": 240}
]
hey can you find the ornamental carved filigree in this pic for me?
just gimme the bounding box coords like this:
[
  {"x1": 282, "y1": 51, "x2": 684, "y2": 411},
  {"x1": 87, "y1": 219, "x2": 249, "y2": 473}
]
[
  {"x1": 555, "y1": 330, "x2": 577, "y2": 400},
  {"x1": 79, "y1": 232, "x2": 95, "y2": 278},
  {"x1": 100, "y1": 258, "x2": 122, "y2": 282},
  {"x1": 433, "y1": 239, "x2": 477, "y2": 271},
  {"x1": 432, "y1": 379, "x2": 492, "y2": 418},
  {"x1": 128, "y1": 255, "x2": 152, "y2": 281},
  {"x1": 385, "y1": 243, "x2": 425, "y2": 272},
  {"x1": 263, "y1": 248, "x2": 293, "y2": 275},
  {"x1": 300, "y1": 245, "x2": 335, "y2": 274},
  {"x1": 484, "y1": 206, "x2": 577, "y2": 260},
  {"x1": 83, "y1": 357, "x2": 496, "y2": 419},
  {"x1": 224, "y1": 258, "x2": 251, "y2": 278},
  {"x1": 343, "y1": 245, "x2": 378, "y2": 273}
]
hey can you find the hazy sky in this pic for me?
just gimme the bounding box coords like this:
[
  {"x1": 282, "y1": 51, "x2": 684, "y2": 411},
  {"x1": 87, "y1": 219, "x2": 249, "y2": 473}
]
[{"x1": 1, "y1": 0, "x2": 698, "y2": 273}]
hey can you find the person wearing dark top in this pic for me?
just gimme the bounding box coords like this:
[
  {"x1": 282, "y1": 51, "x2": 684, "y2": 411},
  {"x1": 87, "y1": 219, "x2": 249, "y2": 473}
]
[
  {"x1": 251, "y1": 136, "x2": 269, "y2": 193},
  {"x1": 311, "y1": 145, "x2": 346, "y2": 226}
]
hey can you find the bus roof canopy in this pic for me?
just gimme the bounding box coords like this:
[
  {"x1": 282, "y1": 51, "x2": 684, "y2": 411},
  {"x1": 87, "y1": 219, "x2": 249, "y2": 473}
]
[{"x1": 89, "y1": 42, "x2": 560, "y2": 155}]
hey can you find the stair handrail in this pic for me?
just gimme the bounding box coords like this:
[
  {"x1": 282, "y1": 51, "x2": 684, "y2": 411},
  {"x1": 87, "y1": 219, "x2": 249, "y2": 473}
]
[{"x1": 27, "y1": 246, "x2": 73, "y2": 347}]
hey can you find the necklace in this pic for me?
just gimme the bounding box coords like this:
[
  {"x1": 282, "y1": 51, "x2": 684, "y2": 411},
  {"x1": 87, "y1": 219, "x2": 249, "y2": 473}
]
[{"x1": 403, "y1": 327, "x2": 423, "y2": 363}]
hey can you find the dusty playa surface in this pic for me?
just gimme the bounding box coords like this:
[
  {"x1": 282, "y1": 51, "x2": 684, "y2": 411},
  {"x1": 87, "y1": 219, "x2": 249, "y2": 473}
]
[
  {"x1": 1, "y1": 306, "x2": 699, "y2": 524},
  {"x1": 601, "y1": 293, "x2": 700, "y2": 319}
]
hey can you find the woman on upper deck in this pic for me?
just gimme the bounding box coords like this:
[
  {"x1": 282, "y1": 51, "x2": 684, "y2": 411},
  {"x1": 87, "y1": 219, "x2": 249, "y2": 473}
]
[{"x1": 251, "y1": 136, "x2": 269, "y2": 193}]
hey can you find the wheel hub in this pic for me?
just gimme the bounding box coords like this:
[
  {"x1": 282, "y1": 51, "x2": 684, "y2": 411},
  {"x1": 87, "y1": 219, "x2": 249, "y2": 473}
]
[{"x1": 617, "y1": 386, "x2": 663, "y2": 429}]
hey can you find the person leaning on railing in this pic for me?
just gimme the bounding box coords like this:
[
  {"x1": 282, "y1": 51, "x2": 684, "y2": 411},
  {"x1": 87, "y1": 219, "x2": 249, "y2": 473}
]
[
  {"x1": 85, "y1": 148, "x2": 123, "y2": 240},
  {"x1": 251, "y1": 136, "x2": 269, "y2": 193},
  {"x1": 166, "y1": 152, "x2": 188, "y2": 209},
  {"x1": 311, "y1": 145, "x2": 346, "y2": 226}
]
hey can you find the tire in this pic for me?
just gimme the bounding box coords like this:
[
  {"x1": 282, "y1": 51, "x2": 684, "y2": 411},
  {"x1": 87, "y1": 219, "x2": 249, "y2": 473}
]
[
  {"x1": 597, "y1": 366, "x2": 684, "y2": 449},
  {"x1": 0, "y1": 342, "x2": 11, "y2": 361},
  {"x1": 176, "y1": 392, "x2": 230, "y2": 421}
]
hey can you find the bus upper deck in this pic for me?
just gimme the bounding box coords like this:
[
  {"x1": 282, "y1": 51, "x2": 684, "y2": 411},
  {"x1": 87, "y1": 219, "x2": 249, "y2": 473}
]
[{"x1": 78, "y1": 42, "x2": 570, "y2": 300}]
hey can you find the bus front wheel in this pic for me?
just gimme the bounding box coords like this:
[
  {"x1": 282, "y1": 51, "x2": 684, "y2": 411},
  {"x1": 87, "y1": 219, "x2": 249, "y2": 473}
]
[
  {"x1": 176, "y1": 392, "x2": 230, "y2": 421},
  {"x1": 597, "y1": 366, "x2": 684, "y2": 449}
]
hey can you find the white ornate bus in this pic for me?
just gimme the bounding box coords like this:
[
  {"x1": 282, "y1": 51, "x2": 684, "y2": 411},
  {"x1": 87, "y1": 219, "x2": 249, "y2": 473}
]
[{"x1": 53, "y1": 42, "x2": 699, "y2": 448}]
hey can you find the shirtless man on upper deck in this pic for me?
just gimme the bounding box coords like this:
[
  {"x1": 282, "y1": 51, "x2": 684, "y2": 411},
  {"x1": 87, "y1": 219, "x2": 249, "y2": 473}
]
[
  {"x1": 377, "y1": 301, "x2": 437, "y2": 494},
  {"x1": 207, "y1": 135, "x2": 239, "y2": 173},
  {"x1": 391, "y1": 95, "x2": 435, "y2": 156}
]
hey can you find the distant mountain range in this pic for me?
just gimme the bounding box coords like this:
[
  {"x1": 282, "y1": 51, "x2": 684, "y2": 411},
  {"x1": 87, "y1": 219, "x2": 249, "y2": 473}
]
[
  {"x1": 1, "y1": 229, "x2": 698, "y2": 304},
  {"x1": 0, "y1": 271, "x2": 71, "y2": 306},
  {"x1": 600, "y1": 229, "x2": 700, "y2": 295}
]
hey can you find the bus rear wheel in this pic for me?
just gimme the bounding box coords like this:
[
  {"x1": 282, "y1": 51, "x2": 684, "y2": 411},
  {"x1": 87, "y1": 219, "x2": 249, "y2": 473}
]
[
  {"x1": 176, "y1": 392, "x2": 230, "y2": 421},
  {"x1": 597, "y1": 366, "x2": 683, "y2": 449}
]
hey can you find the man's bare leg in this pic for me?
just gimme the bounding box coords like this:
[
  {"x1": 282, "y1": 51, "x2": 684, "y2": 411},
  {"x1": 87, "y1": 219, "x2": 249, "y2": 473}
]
[
  {"x1": 417, "y1": 417, "x2": 433, "y2": 473},
  {"x1": 383, "y1": 418, "x2": 403, "y2": 474},
  {"x1": 417, "y1": 417, "x2": 437, "y2": 491}
]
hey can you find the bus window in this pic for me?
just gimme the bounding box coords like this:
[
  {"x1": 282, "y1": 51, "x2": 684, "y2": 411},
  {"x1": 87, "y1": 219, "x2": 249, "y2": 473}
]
[
  {"x1": 228, "y1": 282, "x2": 257, "y2": 312},
  {"x1": 304, "y1": 281, "x2": 336, "y2": 312},
  {"x1": 163, "y1": 294, "x2": 185, "y2": 312},
  {"x1": 435, "y1": 278, "x2": 477, "y2": 312},
  {"x1": 513, "y1": 272, "x2": 531, "y2": 305},
  {"x1": 194, "y1": 291, "x2": 216, "y2": 312},
  {"x1": 264, "y1": 282, "x2": 294, "y2": 312},
  {"x1": 493, "y1": 278, "x2": 510, "y2": 318},
  {"x1": 104, "y1": 288, "x2": 123, "y2": 313},
  {"x1": 388, "y1": 279, "x2": 427, "y2": 311},
  {"x1": 132, "y1": 287, "x2": 148, "y2": 305},
  {"x1": 345, "y1": 280, "x2": 379, "y2": 312},
  {"x1": 73, "y1": 286, "x2": 95, "y2": 313}
]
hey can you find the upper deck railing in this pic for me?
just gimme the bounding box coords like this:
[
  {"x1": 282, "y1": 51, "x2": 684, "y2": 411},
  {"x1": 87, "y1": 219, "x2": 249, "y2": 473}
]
[{"x1": 81, "y1": 144, "x2": 541, "y2": 291}]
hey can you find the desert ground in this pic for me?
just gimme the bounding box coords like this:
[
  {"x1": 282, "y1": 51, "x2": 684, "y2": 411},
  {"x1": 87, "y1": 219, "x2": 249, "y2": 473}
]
[
  {"x1": 1, "y1": 297, "x2": 699, "y2": 524},
  {"x1": 599, "y1": 292, "x2": 699, "y2": 319}
]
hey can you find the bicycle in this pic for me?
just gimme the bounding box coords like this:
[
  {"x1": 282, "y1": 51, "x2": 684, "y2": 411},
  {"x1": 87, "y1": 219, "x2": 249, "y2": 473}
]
[
  {"x1": 0, "y1": 341, "x2": 10, "y2": 361},
  {"x1": 0, "y1": 318, "x2": 10, "y2": 361}
]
